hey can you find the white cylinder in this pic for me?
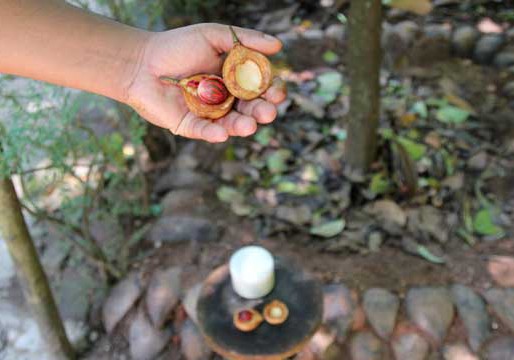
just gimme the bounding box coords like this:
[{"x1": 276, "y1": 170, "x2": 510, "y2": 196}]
[{"x1": 229, "y1": 246, "x2": 275, "y2": 299}]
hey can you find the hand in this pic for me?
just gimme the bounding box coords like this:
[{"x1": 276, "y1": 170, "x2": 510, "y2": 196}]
[{"x1": 125, "y1": 23, "x2": 287, "y2": 143}]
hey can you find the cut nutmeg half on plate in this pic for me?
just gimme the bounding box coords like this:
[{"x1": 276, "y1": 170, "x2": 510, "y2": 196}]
[
  {"x1": 263, "y1": 300, "x2": 289, "y2": 325},
  {"x1": 233, "y1": 309, "x2": 263, "y2": 332}
]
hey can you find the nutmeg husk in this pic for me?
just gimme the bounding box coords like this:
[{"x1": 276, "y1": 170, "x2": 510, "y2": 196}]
[
  {"x1": 233, "y1": 309, "x2": 263, "y2": 332},
  {"x1": 222, "y1": 27, "x2": 273, "y2": 101},
  {"x1": 263, "y1": 300, "x2": 289, "y2": 325},
  {"x1": 161, "y1": 74, "x2": 235, "y2": 120}
]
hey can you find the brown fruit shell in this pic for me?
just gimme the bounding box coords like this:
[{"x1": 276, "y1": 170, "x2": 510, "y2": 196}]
[
  {"x1": 179, "y1": 74, "x2": 234, "y2": 120},
  {"x1": 222, "y1": 44, "x2": 273, "y2": 101},
  {"x1": 233, "y1": 309, "x2": 263, "y2": 332},
  {"x1": 263, "y1": 300, "x2": 289, "y2": 325}
]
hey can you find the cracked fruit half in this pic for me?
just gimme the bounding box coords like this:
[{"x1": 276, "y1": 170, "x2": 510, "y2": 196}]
[
  {"x1": 161, "y1": 74, "x2": 235, "y2": 120},
  {"x1": 263, "y1": 300, "x2": 289, "y2": 325},
  {"x1": 233, "y1": 309, "x2": 263, "y2": 332},
  {"x1": 222, "y1": 26, "x2": 273, "y2": 101}
]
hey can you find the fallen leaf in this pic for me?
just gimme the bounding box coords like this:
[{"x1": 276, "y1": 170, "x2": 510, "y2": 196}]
[
  {"x1": 411, "y1": 101, "x2": 428, "y2": 119},
  {"x1": 396, "y1": 137, "x2": 427, "y2": 161},
  {"x1": 473, "y1": 209, "x2": 504, "y2": 236},
  {"x1": 445, "y1": 93, "x2": 476, "y2": 115},
  {"x1": 416, "y1": 245, "x2": 446, "y2": 264},
  {"x1": 387, "y1": 0, "x2": 433, "y2": 15},
  {"x1": 266, "y1": 149, "x2": 292, "y2": 174},
  {"x1": 254, "y1": 127, "x2": 274, "y2": 146},
  {"x1": 436, "y1": 106, "x2": 470, "y2": 124},
  {"x1": 364, "y1": 199, "x2": 407, "y2": 227},
  {"x1": 315, "y1": 71, "x2": 344, "y2": 104},
  {"x1": 310, "y1": 220, "x2": 346, "y2": 238},
  {"x1": 369, "y1": 172, "x2": 392, "y2": 195},
  {"x1": 488, "y1": 256, "x2": 514, "y2": 287},
  {"x1": 399, "y1": 113, "x2": 417, "y2": 127}
]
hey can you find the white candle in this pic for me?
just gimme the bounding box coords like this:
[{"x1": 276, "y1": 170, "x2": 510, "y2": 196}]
[{"x1": 229, "y1": 246, "x2": 275, "y2": 299}]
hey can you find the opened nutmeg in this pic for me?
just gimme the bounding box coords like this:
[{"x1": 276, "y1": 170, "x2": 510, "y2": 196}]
[
  {"x1": 233, "y1": 309, "x2": 263, "y2": 332},
  {"x1": 263, "y1": 300, "x2": 289, "y2": 325}
]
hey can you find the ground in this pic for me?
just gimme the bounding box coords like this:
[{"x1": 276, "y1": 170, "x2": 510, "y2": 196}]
[{"x1": 1, "y1": 1, "x2": 514, "y2": 359}]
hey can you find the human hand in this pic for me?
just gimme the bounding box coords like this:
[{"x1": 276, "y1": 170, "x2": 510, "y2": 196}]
[{"x1": 125, "y1": 23, "x2": 287, "y2": 143}]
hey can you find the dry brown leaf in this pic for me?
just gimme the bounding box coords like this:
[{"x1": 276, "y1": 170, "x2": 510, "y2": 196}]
[
  {"x1": 488, "y1": 256, "x2": 514, "y2": 287},
  {"x1": 389, "y1": 0, "x2": 433, "y2": 15}
]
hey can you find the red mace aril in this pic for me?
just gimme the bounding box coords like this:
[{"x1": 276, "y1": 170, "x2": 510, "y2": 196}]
[
  {"x1": 197, "y1": 78, "x2": 229, "y2": 105},
  {"x1": 233, "y1": 308, "x2": 263, "y2": 332},
  {"x1": 238, "y1": 310, "x2": 253, "y2": 322}
]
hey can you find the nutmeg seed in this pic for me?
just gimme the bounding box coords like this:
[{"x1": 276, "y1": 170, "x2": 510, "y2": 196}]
[{"x1": 197, "y1": 77, "x2": 229, "y2": 105}]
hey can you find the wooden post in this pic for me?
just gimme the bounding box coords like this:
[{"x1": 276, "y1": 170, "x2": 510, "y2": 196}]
[
  {"x1": 0, "y1": 177, "x2": 75, "y2": 359},
  {"x1": 345, "y1": 0, "x2": 382, "y2": 173}
]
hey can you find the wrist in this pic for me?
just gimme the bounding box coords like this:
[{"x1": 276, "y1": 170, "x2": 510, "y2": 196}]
[{"x1": 114, "y1": 29, "x2": 153, "y2": 105}]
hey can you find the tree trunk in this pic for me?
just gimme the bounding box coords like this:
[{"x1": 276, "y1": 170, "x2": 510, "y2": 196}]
[
  {"x1": 0, "y1": 178, "x2": 74, "y2": 360},
  {"x1": 345, "y1": 0, "x2": 382, "y2": 173}
]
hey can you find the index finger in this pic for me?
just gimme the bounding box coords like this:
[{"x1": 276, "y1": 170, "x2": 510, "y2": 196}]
[{"x1": 197, "y1": 23, "x2": 283, "y2": 56}]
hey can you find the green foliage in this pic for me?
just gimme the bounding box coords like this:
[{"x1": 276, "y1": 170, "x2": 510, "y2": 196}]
[{"x1": 0, "y1": 76, "x2": 149, "y2": 277}]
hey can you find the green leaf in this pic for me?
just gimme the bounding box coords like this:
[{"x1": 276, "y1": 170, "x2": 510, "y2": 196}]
[
  {"x1": 315, "y1": 71, "x2": 343, "y2": 104},
  {"x1": 217, "y1": 186, "x2": 240, "y2": 203},
  {"x1": 254, "y1": 127, "x2": 274, "y2": 146},
  {"x1": 473, "y1": 208, "x2": 504, "y2": 236},
  {"x1": 266, "y1": 149, "x2": 292, "y2": 174},
  {"x1": 411, "y1": 101, "x2": 428, "y2": 119},
  {"x1": 436, "y1": 106, "x2": 470, "y2": 124},
  {"x1": 276, "y1": 181, "x2": 319, "y2": 196},
  {"x1": 369, "y1": 172, "x2": 391, "y2": 195},
  {"x1": 322, "y1": 50, "x2": 339, "y2": 64},
  {"x1": 396, "y1": 137, "x2": 426, "y2": 161},
  {"x1": 416, "y1": 245, "x2": 445, "y2": 264},
  {"x1": 310, "y1": 219, "x2": 345, "y2": 238}
]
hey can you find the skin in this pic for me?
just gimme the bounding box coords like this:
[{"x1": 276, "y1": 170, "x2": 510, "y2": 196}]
[{"x1": 0, "y1": 1, "x2": 287, "y2": 143}]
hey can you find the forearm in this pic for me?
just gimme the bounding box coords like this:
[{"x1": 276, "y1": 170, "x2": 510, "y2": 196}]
[{"x1": 0, "y1": 0, "x2": 150, "y2": 102}]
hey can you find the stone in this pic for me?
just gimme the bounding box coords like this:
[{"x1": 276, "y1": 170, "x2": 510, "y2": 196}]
[
  {"x1": 363, "y1": 288, "x2": 399, "y2": 340},
  {"x1": 364, "y1": 200, "x2": 407, "y2": 234},
  {"x1": 322, "y1": 284, "x2": 356, "y2": 341},
  {"x1": 484, "y1": 288, "x2": 514, "y2": 332},
  {"x1": 182, "y1": 283, "x2": 203, "y2": 324},
  {"x1": 148, "y1": 216, "x2": 220, "y2": 245},
  {"x1": 390, "y1": 21, "x2": 421, "y2": 45},
  {"x1": 406, "y1": 287, "x2": 454, "y2": 343},
  {"x1": 146, "y1": 267, "x2": 182, "y2": 328},
  {"x1": 424, "y1": 24, "x2": 452, "y2": 41},
  {"x1": 488, "y1": 256, "x2": 514, "y2": 287},
  {"x1": 129, "y1": 309, "x2": 171, "y2": 360},
  {"x1": 350, "y1": 331, "x2": 385, "y2": 360},
  {"x1": 392, "y1": 326, "x2": 430, "y2": 360},
  {"x1": 102, "y1": 272, "x2": 144, "y2": 333},
  {"x1": 161, "y1": 189, "x2": 206, "y2": 216},
  {"x1": 57, "y1": 268, "x2": 95, "y2": 322},
  {"x1": 276, "y1": 205, "x2": 312, "y2": 225},
  {"x1": 302, "y1": 29, "x2": 324, "y2": 40},
  {"x1": 325, "y1": 24, "x2": 346, "y2": 41},
  {"x1": 474, "y1": 34, "x2": 506, "y2": 64},
  {"x1": 180, "y1": 319, "x2": 211, "y2": 360},
  {"x1": 452, "y1": 26, "x2": 480, "y2": 57},
  {"x1": 503, "y1": 81, "x2": 514, "y2": 98},
  {"x1": 467, "y1": 151, "x2": 488, "y2": 170},
  {"x1": 297, "y1": 326, "x2": 339, "y2": 360},
  {"x1": 451, "y1": 284, "x2": 490, "y2": 352},
  {"x1": 494, "y1": 50, "x2": 514, "y2": 68},
  {"x1": 0, "y1": 237, "x2": 15, "y2": 287},
  {"x1": 443, "y1": 343, "x2": 479, "y2": 360},
  {"x1": 482, "y1": 336, "x2": 514, "y2": 360},
  {"x1": 154, "y1": 169, "x2": 212, "y2": 194},
  {"x1": 407, "y1": 206, "x2": 448, "y2": 243}
]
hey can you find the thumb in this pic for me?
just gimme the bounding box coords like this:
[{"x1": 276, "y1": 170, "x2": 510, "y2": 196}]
[{"x1": 198, "y1": 23, "x2": 283, "y2": 55}]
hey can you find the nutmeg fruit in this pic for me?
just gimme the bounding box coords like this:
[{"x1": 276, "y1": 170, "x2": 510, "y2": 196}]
[
  {"x1": 222, "y1": 26, "x2": 273, "y2": 101},
  {"x1": 161, "y1": 74, "x2": 235, "y2": 120},
  {"x1": 233, "y1": 309, "x2": 263, "y2": 332},
  {"x1": 263, "y1": 300, "x2": 289, "y2": 325}
]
